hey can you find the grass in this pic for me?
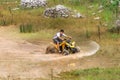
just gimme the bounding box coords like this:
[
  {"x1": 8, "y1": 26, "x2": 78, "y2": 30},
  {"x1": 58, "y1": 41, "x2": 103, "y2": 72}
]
[
  {"x1": 54, "y1": 67, "x2": 120, "y2": 80},
  {"x1": 19, "y1": 29, "x2": 54, "y2": 41},
  {"x1": 0, "y1": 0, "x2": 115, "y2": 29}
]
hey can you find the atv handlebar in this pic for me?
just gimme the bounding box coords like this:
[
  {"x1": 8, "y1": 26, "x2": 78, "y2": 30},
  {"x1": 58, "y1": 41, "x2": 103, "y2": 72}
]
[{"x1": 63, "y1": 36, "x2": 72, "y2": 40}]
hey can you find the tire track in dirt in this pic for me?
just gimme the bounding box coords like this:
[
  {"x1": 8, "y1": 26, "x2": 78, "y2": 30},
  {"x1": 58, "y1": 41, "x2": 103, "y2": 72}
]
[
  {"x1": 0, "y1": 37, "x2": 100, "y2": 79},
  {"x1": 0, "y1": 26, "x2": 100, "y2": 79}
]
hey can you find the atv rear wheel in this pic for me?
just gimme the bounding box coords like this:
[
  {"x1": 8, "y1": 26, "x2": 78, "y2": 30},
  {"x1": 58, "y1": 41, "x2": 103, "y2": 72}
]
[{"x1": 45, "y1": 44, "x2": 57, "y2": 54}]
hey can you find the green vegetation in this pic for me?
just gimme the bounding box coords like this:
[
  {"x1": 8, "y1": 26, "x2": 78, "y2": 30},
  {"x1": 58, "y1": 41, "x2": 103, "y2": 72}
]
[
  {"x1": 19, "y1": 23, "x2": 34, "y2": 33},
  {"x1": 54, "y1": 67, "x2": 120, "y2": 80},
  {"x1": 0, "y1": 0, "x2": 116, "y2": 27}
]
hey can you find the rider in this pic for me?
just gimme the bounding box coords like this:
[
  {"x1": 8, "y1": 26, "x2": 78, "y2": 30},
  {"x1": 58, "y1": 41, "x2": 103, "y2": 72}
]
[{"x1": 53, "y1": 29, "x2": 70, "y2": 53}]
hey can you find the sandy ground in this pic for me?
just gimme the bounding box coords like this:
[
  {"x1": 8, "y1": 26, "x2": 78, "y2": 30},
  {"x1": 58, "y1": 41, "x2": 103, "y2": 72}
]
[{"x1": 0, "y1": 26, "x2": 100, "y2": 79}]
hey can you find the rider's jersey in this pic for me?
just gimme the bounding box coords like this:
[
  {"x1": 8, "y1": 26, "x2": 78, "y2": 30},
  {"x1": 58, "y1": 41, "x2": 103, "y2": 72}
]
[{"x1": 53, "y1": 32, "x2": 66, "y2": 39}]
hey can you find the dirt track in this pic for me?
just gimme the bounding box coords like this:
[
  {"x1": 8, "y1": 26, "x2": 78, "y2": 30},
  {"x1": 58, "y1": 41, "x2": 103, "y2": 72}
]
[{"x1": 0, "y1": 26, "x2": 100, "y2": 79}]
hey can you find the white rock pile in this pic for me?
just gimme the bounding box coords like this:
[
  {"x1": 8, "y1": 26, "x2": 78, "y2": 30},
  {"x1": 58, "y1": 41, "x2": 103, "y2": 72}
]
[
  {"x1": 44, "y1": 5, "x2": 84, "y2": 18},
  {"x1": 44, "y1": 5, "x2": 70, "y2": 18},
  {"x1": 21, "y1": 0, "x2": 47, "y2": 8}
]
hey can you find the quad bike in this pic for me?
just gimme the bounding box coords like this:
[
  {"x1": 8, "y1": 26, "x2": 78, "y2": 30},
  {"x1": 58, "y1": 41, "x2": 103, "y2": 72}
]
[{"x1": 45, "y1": 38, "x2": 80, "y2": 55}]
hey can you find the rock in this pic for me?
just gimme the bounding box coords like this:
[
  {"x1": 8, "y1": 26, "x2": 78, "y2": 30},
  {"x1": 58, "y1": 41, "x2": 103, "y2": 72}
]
[
  {"x1": 94, "y1": 17, "x2": 100, "y2": 20},
  {"x1": 20, "y1": 0, "x2": 47, "y2": 8},
  {"x1": 92, "y1": 13, "x2": 96, "y2": 15},
  {"x1": 98, "y1": 5, "x2": 103, "y2": 10},
  {"x1": 98, "y1": 10, "x2": 103, "y2": 13},
  {"x1": 115, "y1": 19, "x2": 120, "y2": 29},
  {"x1": 116, "y1": 20, "x2": 120, "y2": 26},
  {"x1": 44, "y1": 5, "x2": 84, "y2": 18},
  {"x1": 55, "y1": 5, "x2": 70, "y2": 17},
  {"x1": 44, "y1": 5, "x2": 70, "y2": 18},
  {"x1": 103, "y1": 23, "x2": 108, "y2": 27},
  {"x1": 44, "y1": 8, "x2": 56, "y2": 18},
  {"x1": 72, "y1": 13, "x2": 84, "y2": 18},
  {"x1": 109, "y1": 19, "x2": 120, "y2": 33},
  {"x1": 88, "y1": 5, "x2": 94, "y2": 9},
  {"x1": 12, "y1": 8, "x2": 19, "y2": 11}
]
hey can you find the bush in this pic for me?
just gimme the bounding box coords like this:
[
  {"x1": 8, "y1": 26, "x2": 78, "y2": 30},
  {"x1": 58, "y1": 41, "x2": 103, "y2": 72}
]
[{"x1": 19, "y1": 23, "x2": 34, "y2": 33}]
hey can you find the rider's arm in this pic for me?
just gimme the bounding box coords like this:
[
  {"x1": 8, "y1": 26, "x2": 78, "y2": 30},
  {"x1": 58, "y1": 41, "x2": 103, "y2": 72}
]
[
  {"x1": 63, "y1": 33, "x2": 72, "y2": 39},
  {"x1": 57, "y1": 33, "x2": 71, "y2": 40}
]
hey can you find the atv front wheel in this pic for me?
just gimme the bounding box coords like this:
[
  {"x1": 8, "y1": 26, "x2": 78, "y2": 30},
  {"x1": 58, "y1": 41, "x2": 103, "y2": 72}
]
[
  {"x1": 63, "y1": 49, "x2": 69, "y2": 55},
  {"x1": 76, "y1": 46, "x2": 80, "y2": 52}
]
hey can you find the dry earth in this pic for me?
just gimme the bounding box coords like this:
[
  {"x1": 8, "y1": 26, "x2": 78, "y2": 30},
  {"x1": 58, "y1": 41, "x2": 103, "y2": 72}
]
[{"x1": 0, "y1": 25, "x2": 100, "y2": 79}]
